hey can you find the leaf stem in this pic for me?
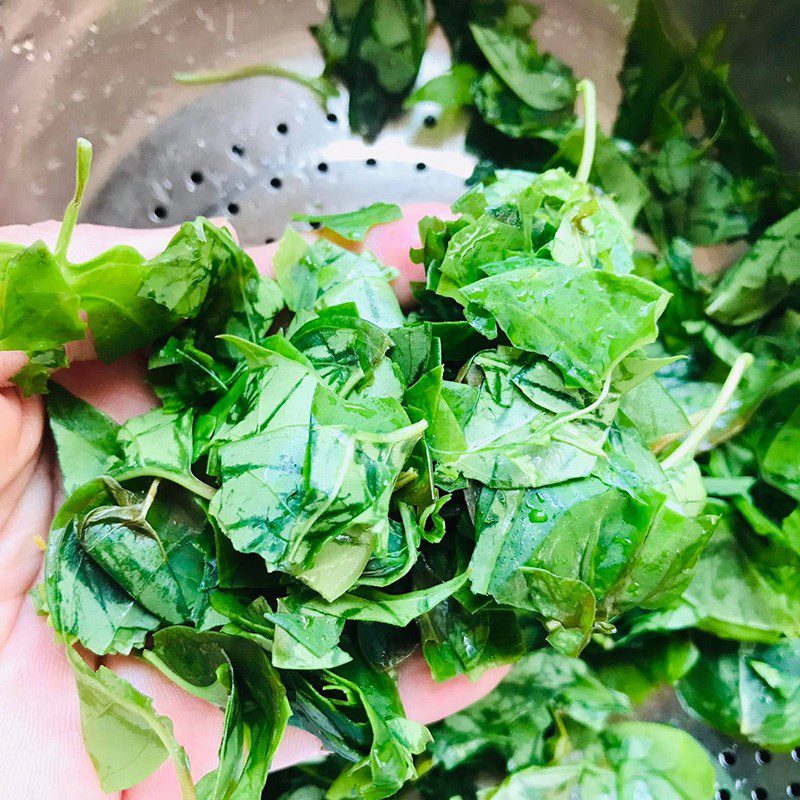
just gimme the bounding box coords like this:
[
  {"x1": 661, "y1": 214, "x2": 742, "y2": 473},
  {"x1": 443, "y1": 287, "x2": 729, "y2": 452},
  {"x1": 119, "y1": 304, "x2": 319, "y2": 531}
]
[
  {"x1": 140, "y1": 478, "x2": 161, "y2": 518},
  {"x1": 173, "y1": 64, "x2": 338, "y2": 105},
  {"x1": 575, "y1": 79, "x2": 597, "y2": 183},
  {"x1": 55, "y1": 138, "x2": 93, "y2": 262},
  {"x1": 116, "y1": 468, "x2": 217, "y2": 501},
  {"x1": 556, "y1": 370, "x2": 612, "y2": 428},
  {"x1": 661, "y1": 352, "x2": 753, "y2": 470}
]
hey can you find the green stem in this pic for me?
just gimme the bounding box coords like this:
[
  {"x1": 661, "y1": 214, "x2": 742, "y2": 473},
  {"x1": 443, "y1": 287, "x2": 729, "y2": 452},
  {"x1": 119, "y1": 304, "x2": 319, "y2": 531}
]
[
  {"x1": 55, "y1": 138, "x2": 92, "y2": 262},
  {"x1": 140, "y1": 478, "x2": 161, "y2": 517},
  {"x1": 555, "y1": 371, "x2": 612, "y2": 428},
  {"x1": 575, "y1": 79, "x2": 597, "y2": 183},
  {"x1": 173, "y1": 64, "x2": 337, "y2": 105},
  {"x1": 117, "y1": 468, "x2": 217, "y2": 501},
  {"x1": 661, "y1": 352, "x2": 753, "y2": 470}
]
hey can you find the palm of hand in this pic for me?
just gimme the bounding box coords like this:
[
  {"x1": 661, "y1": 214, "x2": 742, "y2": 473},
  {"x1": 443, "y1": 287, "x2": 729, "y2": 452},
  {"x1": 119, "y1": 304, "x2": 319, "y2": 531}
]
[{"x1": 0, "y1": 212, "x2": 506, "y2": 800}]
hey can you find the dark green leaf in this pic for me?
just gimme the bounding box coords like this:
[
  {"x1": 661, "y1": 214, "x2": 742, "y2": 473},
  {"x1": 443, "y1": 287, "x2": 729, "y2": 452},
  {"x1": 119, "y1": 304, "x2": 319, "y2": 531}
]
[
  {"x1": 678, "y1": 638, "x2": 800, "y2": 751},
  {"x1": 706, "y1": 207, "x2": 800, "y2": 325},
  {"x1": 45, "y1": 480, "x2": 160, "y2": 655}
]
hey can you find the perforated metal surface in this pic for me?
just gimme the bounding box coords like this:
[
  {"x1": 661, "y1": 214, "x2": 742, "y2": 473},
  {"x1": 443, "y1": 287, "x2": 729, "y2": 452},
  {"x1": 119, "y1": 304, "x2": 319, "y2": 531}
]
[
  {"x1": 86, "y1": 49, "x2": 475, "y2": 245},
  {"x1": 1, "y1": 1, "x2": 796, "y2": 795}
]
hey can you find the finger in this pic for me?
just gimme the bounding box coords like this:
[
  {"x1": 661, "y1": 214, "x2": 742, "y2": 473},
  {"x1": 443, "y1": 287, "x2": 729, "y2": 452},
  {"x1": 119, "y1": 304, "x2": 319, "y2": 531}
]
[
  {"x1": 0, "y1": 601, "x2": 111, "y2": 800},
  {"x1": 0, "y1": 452, "x2": 51, "y2": 644},
  {"x1": 399, "y1": 657, "x2": 509, "y2": 725},
  {"x1": 53, "y1": 352, "x2": 158, "y2": 424},
  {"x1": 365, "y1": 201, "x2": 453, "y2": 307}
]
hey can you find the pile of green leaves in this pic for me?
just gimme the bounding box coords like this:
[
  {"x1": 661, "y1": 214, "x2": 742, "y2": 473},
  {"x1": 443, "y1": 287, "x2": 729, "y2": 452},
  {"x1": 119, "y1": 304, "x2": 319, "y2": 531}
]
[{"x1": 3, "y1": 2, "x2": 800, "y2": 799}]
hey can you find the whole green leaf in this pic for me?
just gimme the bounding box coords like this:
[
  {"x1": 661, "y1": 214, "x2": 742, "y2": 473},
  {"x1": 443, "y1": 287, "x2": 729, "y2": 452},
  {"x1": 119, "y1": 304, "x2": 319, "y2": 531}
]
[
  {"x1": 66, "y1": 646, "x2": 194, "y2": 797},
  {"x1": 140, "y1": 219, "x2": 240, "y2": 317},
  {"x1": 460, "y1": 264, "x2": 669, "y2": 395},
  {"x1": 115, "y1": 407, "x2": 216, "y2": 499},
  {"x1": 618, "y1": 376, "x2": 689, "y2": 449},
  {"x1": 45, "y1": 480, "x2": 160, "y2": 655},
  {"x1": 292, "y1": 203, "x2": 402, "y2": 242},
  {"x1": 431, "y1": 349, "x2": 615, "y2": 489},
  {"x1": 680, "y1": 502, "x2": 800, "y2": 641},
  {"x1": 288, "y1": 306, "x2": 393, "y2": 396},
  {"x1": 469, "y1": 25, "x2": 575, "y2": 112},
  {"x1": 470, "y1": 476, "x2": 714, "y2": 647},
  {"x1": 210, "y1": 398, "x2": 424, "y2": 599},
  {"x1": 201, "y1": 334, "x2": 322, "y2": 465},
  {"x1": 141, "y1": 219, "x2": 283, "y2": 362},
  {"x1": 472, "y1": 70, "x2": 575, "y2": 141},
  {"x1": 678, "y1": 638, "x2": 800, "y2": 751},
  {"x1": 0, "y1": 242, "x2": 84, "y2": 352},
  {"x1": 0, "y1": 243, "x2": 85, "y2": 391},
  {"x1": 79, "y1": 480, "x2": 216, "y2": 625}
]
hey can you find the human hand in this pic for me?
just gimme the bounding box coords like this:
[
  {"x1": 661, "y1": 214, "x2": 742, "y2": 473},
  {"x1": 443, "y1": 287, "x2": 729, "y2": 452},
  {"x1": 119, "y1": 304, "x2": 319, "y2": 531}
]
[{"x1": 0, "y1": 206, "x2": 509, "y2": 800}]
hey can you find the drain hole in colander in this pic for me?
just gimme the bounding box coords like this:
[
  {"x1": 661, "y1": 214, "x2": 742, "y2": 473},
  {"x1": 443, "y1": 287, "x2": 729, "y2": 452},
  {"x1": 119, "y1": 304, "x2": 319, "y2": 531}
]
[
  {"x1": 751, "y1": 788, "x2": 768, "y2": 800},
  {"x1": 366, "y1": 158, "x2": 377, "y2": 167},
  {"x1": 416, "y1": 162, "x2": 427, "y2": 171},
  {"x1": 788, "y1": 783, "x2": 800, "y2": 798},
  {"x1": 716, "y1": 790, "x2": 731, "y2": 800},
  {"x1": 190, "y1": 171, "x2": 204, "y2": 185},
  {"x1": 270, "y1": 177, "x2": 283, "y2": 189},
  {"x1": 424, "y1": 114, "x2": 437, "y2": 128},
  {"x1": 326, "y1": 112, "x2": 339, "y2": 123},
  {"x1": 277, "y1": 122, "x2": 289, "y2": 135},
  {"x1": 265, "y1": 237, "x2": 275, "y2": 244},
  {"x1": 756, "y1": 749, "x2": 773, "y2": 765},
  {"x1": 719, "y1": 750, "x2": 737, "y2": 767},
  {"x1": 231, "y1": 144, "x2": 246, "y2": 157},
  {"x1": 227, "y1": 202, "x2": 240, "y2": 215},
  {"x1": 153, "y1": 205, "x2": 168, "y2": 220},
  {"x1": 310, "y1": 221, "x2": 321, "y2": 230},
  {"x1": 317, "y1": 162, "x2": 329, "y2": 173}
]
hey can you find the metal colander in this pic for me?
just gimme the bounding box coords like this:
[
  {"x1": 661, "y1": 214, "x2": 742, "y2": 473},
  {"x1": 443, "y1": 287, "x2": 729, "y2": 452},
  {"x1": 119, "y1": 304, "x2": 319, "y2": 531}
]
[{"x1": 1, "y1": 1, "x2": 798, "y2": 797}]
